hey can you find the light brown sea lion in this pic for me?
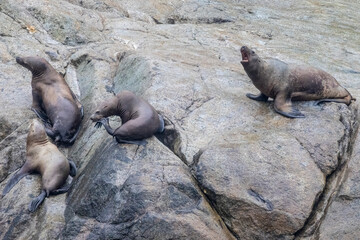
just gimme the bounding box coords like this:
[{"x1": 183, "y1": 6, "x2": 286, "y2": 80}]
[
  {"x1": 16, "y1": 56, "x2": 83, "y2": 145},
  {"x1": 240, "y1": 46, "x2": 354, "y2": 118},
  {"x1": 90, "y1": 90, "x2": 164, "y2": 145},
  {"x1": 1, "y1": 119, "x2": 77, "y2": 212}
]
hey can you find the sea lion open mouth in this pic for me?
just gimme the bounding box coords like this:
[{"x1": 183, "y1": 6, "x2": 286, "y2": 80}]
[
  {"x1": 241, "y1": 52, "x2": 249, "y2": 63},
  {"x1": 240, "y1": 46, "x2": 249, "y2": 63}
]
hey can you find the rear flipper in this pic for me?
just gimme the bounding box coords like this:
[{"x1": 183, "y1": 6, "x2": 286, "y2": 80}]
[
  {"x1": 45, "y1": 126, "x2": 56, "y2": 138},
  {"x1": 28, "y1": 190, "x2": 47, "y2": 212},
  {"x1": 68, "y1": 160, "x2": 77, "y2": 177},
  {"x1": 2, "y1": 169, "x2": 29, "y2": 196},
  {"x1": 44, "y1": 126, "x2": 61, "y2": 143},
  {"x1": 115, "y1": 137, "x2": 148, "y2": 146},
  {"x1": 246, "y1": 93, "x2": 269, "y2": 102},
  {"x1": 66, "y1": 126, "x2": 81, "y2": 145},
  {"x1": 315, "y1": 97, "x2": 352, "y2": 106}
]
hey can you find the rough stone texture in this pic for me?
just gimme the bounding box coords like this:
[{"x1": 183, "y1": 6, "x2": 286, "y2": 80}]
[
  {"x1": 193, "y1": 139, "x2": 325, "y2": 239},
  {"x1": 62, "y1": 138, "x2": 232, "y2": 240},
  {"x1": 317, "y1": 112, "x2": 360, "y2": 240},
  {"x1": 0, "y1": 0, "x2": 360, "y2": 239}
]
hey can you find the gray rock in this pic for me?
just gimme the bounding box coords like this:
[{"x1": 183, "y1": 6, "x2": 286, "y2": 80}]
[
  {"x1": 62, "y1": 138, "x2": 233, "y2": 239},
  {"x1": 0, "y1": 0, "x2": 360, "y2": 239},
  {"x1": 193, "y1": 136, "x2": 325, "y2": 239},
  {"x1": 317, "y1": 121, "x2": 360, "y2": 240}
]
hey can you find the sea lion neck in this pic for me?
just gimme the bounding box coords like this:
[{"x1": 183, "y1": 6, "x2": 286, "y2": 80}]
[
  {"x1": 26, "y1": 132, "x2": 49, "y2": 150},
  {"x1": 27, "y1": 120, "x2": 49, "y2": 149},
  {"x1": 32, "y1": 68, "x2": 48, "y2": 78},
  {"x1": 116, "y1": 96, "x2": 130, "y2": 119},
  {"x1": 244, "y1": 58, "x2": 267, "y2": 81},
  {"x1": 100, "y1": 96, "x2": 122, "y2": 117}
]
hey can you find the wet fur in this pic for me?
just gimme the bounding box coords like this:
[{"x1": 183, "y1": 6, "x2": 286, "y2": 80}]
[
  {"x1": 16, "y1": 56, "x2": 83, "y2": 144},
  {"x1": 2, "y1": 119, "x2": 77, "y2": 212},
  {"x1": 240, "y1": 46, "x2": 354, "y2": 118},
  {"x1": 90, "y1": 90, "x2": 164, "y2": 142}
]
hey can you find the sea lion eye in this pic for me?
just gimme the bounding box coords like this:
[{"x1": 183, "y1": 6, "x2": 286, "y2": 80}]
[
  {"x1": 251, "y1": 51, "x2": 255, "y2": 54},
  {"x1": 95, "y1": 110, "x2": 100, "y2": 114}
]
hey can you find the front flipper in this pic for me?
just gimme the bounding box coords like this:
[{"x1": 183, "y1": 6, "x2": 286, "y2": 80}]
[
  {"x1": 44, "y1": 126, "x2": 57, "y2": 139},
  {"x1": 94, "y1": 121, "x2": 103, "y2": 128},
  {"x1": 68, "y1": 160, "x2": 77, "y2": 177},
  {"x1": 246, "y1": 93, "x2": 269, "y2": 102},
  {"x1": 80, "y1": 106, "x2": 84, "y2": 119},
  {"x1": 157, "y1": 114, "x2": 165, "y2": 133},
  {"x1": 2, "y1": 169, "x2": 29, "y2": 196},
  {"x1": 274, "y1": 92, "x2": 305, "y2": 118},
  {"x1": 28, "y1": 190, "x2": 47, "y2": 212},
  {"x1": 115, "y1": 138, "x2": 148, "y2": 146},
  {"x1": 98, "y1": 118, "x2": 116, "y2": 136},
  {"x1": 31, "y1": 107, "x2": 49, "y2": 124}
]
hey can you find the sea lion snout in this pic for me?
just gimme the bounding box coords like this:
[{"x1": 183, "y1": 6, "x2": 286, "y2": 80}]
[
  {"x1": 90, "y1": 115, "x2": 96, "y2": 121},
  {"x1": 16, "y1": 57, "x2": 24, "y2": 65},
  {"x1": 90, "y1": 112, "x2": 102, "y2": 122}
]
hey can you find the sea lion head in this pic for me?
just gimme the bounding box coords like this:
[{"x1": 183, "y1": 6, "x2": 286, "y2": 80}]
[
  {"x1": 16, "y1": 56, "x2": 48, "y2": 77},
  {"x1": 90, "y1": 101, "x2": 111, "y2": 122},
  {"x1": 240, "y1": 46, "x2": 262, "y2": 73},
  {"x1": 27, "y1": 119, "x2": 48, "y2": 145}
]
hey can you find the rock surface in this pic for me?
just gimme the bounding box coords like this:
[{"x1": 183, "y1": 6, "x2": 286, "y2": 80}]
[{"x1": 0, "y1": 0, "x2": 359, "y2": 239}]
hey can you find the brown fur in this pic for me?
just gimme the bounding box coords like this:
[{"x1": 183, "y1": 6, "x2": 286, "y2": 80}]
[
  {"x1": 2, "y1": 119, "x2": 76, "y2": 212},
  {"x1": 16, "y1": 56, "x2": 83, "y2": 144},
  {"x1": 90, "y1": 90, "x2": 164, "y2": 142},
  {"x1": 240, "y1": 46, "x2": 354, "y2": 118}
]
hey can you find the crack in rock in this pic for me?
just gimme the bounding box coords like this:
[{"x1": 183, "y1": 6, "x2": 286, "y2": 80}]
[{"x1": 294, "y1": 106, "x2": 359, "y2": 238}]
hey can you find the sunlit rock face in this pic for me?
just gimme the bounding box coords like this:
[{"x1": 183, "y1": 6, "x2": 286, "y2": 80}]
[{"x1": 0, "y1": 1, "x2": 359, "y2": 239}]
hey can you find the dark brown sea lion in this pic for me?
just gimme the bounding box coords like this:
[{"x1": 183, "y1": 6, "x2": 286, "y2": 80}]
[
  {"x1": 1, "y1": 119, "x2": 77, "y2": 212},
  {"x1": 16, "y1": 56, "x2": 83, "y2": 144},
  {"x1": 240, "y1": 46, "x2": 354, "y2": 118},
  {"x1": 90, "y1": 90, "x2": 164, "y2": 145}
]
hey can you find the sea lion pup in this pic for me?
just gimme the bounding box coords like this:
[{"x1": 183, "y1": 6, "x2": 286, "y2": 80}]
[
  {"x1": 240, "y1": 46, "x2": 354, "y2": 118},
  {"x1": 16, "y1": 56, "x2": 83, "y2": 145},
  {"x1": 1, "y1": 119, "x2": 77, "y2": 212},
  {"x1": 90, "y1": 90, "x2": 165, "y2": 145}
]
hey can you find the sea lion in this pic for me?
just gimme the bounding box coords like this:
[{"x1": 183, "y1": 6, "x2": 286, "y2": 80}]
[
  {"x1": 2, "y1": 119, "x2": 77, "y2": 212},
  {"x1": 240, "y1": 46, "x2": 354, "y2": 118},
  {"x1": 90, "y1": 90, "x2": 164, "y2": 145},
  {"x1": 16, "y1": 56, "x2": 83, "y2": 145}
]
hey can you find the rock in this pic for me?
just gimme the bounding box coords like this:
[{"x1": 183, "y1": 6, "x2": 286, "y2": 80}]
[
  {"x1": 193, "y1": 134, "x2": 325, "y2": 239},
  {"x1": 62, "y1": 138, "x2": 233, "y2": 239},
  {"x1": 317, "y1": 119, "x2": 360, "y2": 240},
  {"x1": 0, "y1": 0, "x2": 360, "y2": 239}
]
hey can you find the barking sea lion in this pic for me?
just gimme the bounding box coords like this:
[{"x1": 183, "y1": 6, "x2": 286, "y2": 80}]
[{"x1": 240, "y1": 46, "x2": 354, "y2": 118}]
